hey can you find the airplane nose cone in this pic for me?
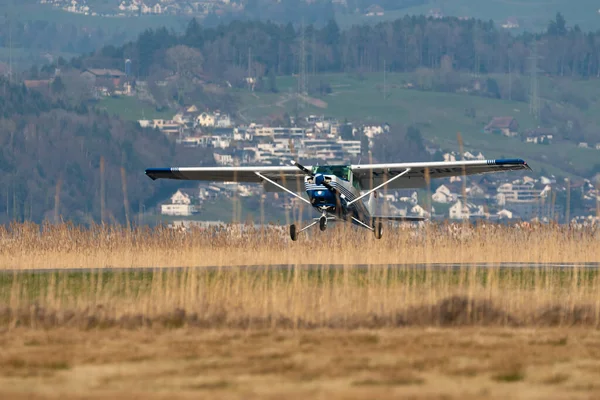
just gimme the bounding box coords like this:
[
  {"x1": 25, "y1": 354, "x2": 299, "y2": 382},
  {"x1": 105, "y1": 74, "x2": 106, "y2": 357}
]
[{"x1": 315, "y1": 174, "x2": 325, "y2": 185}]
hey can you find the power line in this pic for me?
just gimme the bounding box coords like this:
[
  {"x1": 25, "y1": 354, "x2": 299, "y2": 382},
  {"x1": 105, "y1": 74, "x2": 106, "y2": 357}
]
[
  {"x1": 383, "y1": 59, "x2": 386, "y2": 100},
  {"x1": 528, "y1": 41, "x2": 542, "y2": 120},
  {"x1": 300, "y1": 18, "x2": 307, "y2": 96}
]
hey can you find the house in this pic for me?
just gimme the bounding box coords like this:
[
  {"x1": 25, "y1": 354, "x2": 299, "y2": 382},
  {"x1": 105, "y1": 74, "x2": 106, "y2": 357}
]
[
  {"x1": 501, "y1": 17, "x2": 519, "y2": 29},
  {"x1": 466, "y1": 183, "x2": 486, "y2": 198},
  {"x1": 432, "y1": 184, "x2": 457, "y2": 204},
  {"x1": 214, "y1": 152, "x2": 234, "y2": 166},
  {"x1": 411, "y1": 204, "x2": 432, "y2": 218},
  {"x1": 497, "y1": 209, "x2": 513, "y2": 219},
  {"x1": 427, "y1": 8, "x2": 443, "y2": 18},
  {"x1": 81, "y1": 68, "x2": 126, "y2": 88},
  {"x1": 215, "y1": 114, "x2": 233, "y2": 128},
  {"x1": 365, "y1": 4, "x2": 384, "y2": 16},
  {"x1": 139, "y1": 119, "x2": 181, "y2": 135},
  {"x1": 496, "y1": 182, "x2": 539, "y2": 206},
  {"x1": 484, "y1": 117, "x2": 519, "y2": 137},
  {"x1": 196, "y1": 112, "x2": 216, "y2": 127},
  {"x1": 24, "y1": 80, "x2": 51, "y2": 92},
  {"x1": 449, "y1": 200, "x2": 485, "y2": 220},
  {"x1": 463, "y1": 151, "x2": 485, "y2": 160},
  {"x1": 525, "y1": 134, "x2": 553, "y2": 144},
  {"x1": 161, "y1": 189, "x2": 198, "y2": 216},
  {"x1": 578, "y1": 142, "x2": 589, "y2": 148},
  {"x1": 524, "y1": 127, "x2": 555, "y2": 144},
  {"x1": 596, "y1": 144, "x2": 600, "y2": 150},
  {"x1": 362, "y1": 125, "x2": 384, "y2": 138}
]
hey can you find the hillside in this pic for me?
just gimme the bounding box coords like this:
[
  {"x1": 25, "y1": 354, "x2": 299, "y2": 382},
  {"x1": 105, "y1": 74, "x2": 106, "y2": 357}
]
[
  {"x1": 233, "y1": 72, "x2": 599, "y2": 179},
  {"x1": 0, "y1": 77, "x2": 213, "y2": 224},
  {"x1": 337, "y1": 0, "x2": 600, "y2": 32}
]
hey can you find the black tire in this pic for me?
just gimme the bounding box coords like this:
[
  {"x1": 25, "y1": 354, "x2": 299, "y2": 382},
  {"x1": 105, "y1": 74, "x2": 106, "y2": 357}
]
[
  {"x1": 319, "y1": 216, "x2": 327, "y2": 231},
  {"x1": 290, "y1": 224, "x2": 298, "y2": 241},
  {"x1": 374, "y1": 221, "x2": 383, "y2": 239}
]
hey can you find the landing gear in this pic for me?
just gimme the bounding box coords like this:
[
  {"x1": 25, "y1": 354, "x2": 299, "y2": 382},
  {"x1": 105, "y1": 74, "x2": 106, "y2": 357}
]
[
  {"x1": 374, "y1": 221, "x2": 383, "y2": 239},
  {"x1": 290, "y1": 224, "x2": 298, "y2": 241},
  {"x1": 319, "y1": 215, "x2": 327, "y2": 231}
]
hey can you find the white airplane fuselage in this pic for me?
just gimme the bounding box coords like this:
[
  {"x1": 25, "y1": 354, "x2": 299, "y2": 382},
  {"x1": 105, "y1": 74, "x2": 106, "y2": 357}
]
[{"x1": 304, "y1": 173, "x2": 373, "y2": 226}]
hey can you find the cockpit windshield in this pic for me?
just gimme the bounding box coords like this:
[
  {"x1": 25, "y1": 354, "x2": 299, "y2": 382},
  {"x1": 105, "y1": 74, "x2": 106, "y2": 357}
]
[{"x1": 312, "y1": 165, "x2": 352, "y2": 181}]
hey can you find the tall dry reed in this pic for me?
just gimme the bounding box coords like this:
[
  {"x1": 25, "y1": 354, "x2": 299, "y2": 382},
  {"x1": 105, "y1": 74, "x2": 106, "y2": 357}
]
[
  {"x1": 0, "y1": 221, "x2": 597, "y2": 270},
  {"x1": 2, "y1": 263, "x2": 600, "y2": 329}
]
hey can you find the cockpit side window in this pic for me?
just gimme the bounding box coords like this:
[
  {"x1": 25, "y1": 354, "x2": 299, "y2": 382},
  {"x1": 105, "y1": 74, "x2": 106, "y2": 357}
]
[
  {"x1": 313, "y1": 165, "x2": 351, "y2": 181},
  {"x1": 352, "y1": 173, "x2": 361, "y2": 190}
]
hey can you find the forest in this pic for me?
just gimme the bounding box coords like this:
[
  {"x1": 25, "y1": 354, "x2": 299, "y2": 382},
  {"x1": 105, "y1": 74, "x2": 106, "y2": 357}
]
[
  {"x1": 68, "y1": 13, "x2": 600, "y2": 81},
  {"x1": 8, "y1": 12, "x2": 600, "y2": 224},
  {"x1": 0, "y1": 77, "x2": 214, "y2": 224}
]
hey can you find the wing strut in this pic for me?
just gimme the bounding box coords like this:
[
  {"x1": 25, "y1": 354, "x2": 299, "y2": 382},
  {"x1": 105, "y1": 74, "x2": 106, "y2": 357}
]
[
  {"x1": 254, "y1": 172, "x2": 311, "y2": 205},
  {"x1": 347, "y1": 168, "x2": 411, "y2": 206}
]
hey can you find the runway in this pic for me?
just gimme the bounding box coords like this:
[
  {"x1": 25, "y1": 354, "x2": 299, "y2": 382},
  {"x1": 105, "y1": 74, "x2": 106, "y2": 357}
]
[{"x1": 1, "y1": 262, "x2": 599, "y2": 274}]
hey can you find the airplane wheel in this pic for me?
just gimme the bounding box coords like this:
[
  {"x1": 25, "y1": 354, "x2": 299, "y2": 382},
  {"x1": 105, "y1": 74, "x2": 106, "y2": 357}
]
[
  {"x1": 374, "y1": 221, "x2": 383, "y2": 239},
  {"x1": 319, "y1": 216, "x2": 327, "y2": 231},
  {"x1": 290, "y1": 224, "x2": 298, "y2": 241}
]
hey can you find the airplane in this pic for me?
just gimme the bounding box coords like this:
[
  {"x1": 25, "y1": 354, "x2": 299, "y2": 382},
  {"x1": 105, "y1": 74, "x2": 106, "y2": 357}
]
[{"x1": 145, "y1": 158, "x2": 530, "y2": 241}]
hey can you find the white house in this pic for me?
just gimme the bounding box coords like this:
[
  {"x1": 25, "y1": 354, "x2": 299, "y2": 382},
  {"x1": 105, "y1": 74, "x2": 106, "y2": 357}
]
[
  {"x1": 497, "y1": 209, "x2": 513, "y2": 219},
  {"x1": 443, "y1": 153, "x2": 457, "y2": 162},
  {"x1": 161, "y1": 189, "x2": 198, "y2": 216},
  {"x1": 432, "y1": 184, "x2": 456, "y2": 204},
  {"x1": 466, "y1": 183, "x2": 486, "y2": 198},
  {"x1": 363, "y1": 125, "x2": 384, "y2": 139},
  {"x1": 501, "y1": 17, "x2": 519, "y2": 29},
  {"x1": 411, "y1": 204, "x2": 431, "y2": 218},
  {"x1": 196, "y1": 112, "x2": 216, "y2": 127},
  {"x1": 449, "y1": 200, "x2": 485, "y2": 220},
  {"x1": 215, "y1": 114, "x2": 233, "y2": 128},
  {"x1": 170, "y1": 189, "x2": 193, "y2": 205},
  {"x1": 214, "y1": 152, "x2": 234, "y2": 166}
]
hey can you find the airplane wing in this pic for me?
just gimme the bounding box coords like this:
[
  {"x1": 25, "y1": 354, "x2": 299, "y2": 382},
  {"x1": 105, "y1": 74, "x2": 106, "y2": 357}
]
[
  {"x1": 145, "y1": 166, "x2": 309, "y2": 192},
  {"x1": 351, "y1": 159, "x2": 530, "y2": 189},
  {"x1": 371, "y1": 215, "x2": 426, "y2": 221},
  {"x1": 371, "y1": 215, "x2": 425, "y2": 222}
]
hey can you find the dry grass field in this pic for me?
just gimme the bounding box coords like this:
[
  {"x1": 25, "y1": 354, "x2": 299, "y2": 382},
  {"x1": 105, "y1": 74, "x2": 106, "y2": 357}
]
[
  {"x1": 0, "y1": 222, "x2": 599, "y2": 398},
  {"x1": 0, "y1": 221, "x2": 597, "y2": 270},
  {"x1": 2, "y1": 328, "x2": 600, "y2": 399}
]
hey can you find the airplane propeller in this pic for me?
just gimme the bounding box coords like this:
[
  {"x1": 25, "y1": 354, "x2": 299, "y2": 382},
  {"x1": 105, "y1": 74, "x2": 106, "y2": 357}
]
[{"x1": 290, "y1": 160, "x2": 347, "y2": 201}]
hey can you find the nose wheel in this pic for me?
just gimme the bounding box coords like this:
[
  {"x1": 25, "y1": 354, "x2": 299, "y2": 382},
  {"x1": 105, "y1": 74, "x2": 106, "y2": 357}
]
[{"x1": 319, "y1": 215, "x2": 327, "y2": 231}]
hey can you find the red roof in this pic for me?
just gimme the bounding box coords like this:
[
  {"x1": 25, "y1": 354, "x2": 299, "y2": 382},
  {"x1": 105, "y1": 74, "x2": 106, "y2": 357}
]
[
  {"x1": 24, "y1": 80, "x2": 50, "y2": 89},
  {"x1": 486, "y1": 117, "x2": 516, "y2": 129}
]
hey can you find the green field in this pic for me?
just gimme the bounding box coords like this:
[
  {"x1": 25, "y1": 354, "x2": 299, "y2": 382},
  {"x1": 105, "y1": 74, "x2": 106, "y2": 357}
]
[
  {"x1": 336, "y1": 0, "x2": 600, "y2": 33},
  {"x1": 97, "y1": 71, "x2": 600, "y2": 179},
  {"x1": 6, "y1": 3, "x2": 188, "y2": 42},
  {"x1": 97, "y1": 96, "x2": 173, "y2": 121},
  {"x1": 236, "y1": 72, "x2": 600, "y2": 178}
]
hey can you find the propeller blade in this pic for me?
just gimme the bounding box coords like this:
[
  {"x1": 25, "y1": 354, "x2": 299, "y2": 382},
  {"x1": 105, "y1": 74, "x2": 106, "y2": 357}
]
[
  {"x1": 291, "y1": 160, "x2": 314, "y2": 177},
  {"x1": 291, "y1": 160, "x2": 346, "y2": 201}
]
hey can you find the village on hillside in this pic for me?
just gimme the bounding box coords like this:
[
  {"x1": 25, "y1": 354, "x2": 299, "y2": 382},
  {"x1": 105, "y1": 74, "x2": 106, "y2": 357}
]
[
  {"x1": 22, "y1": 67, "x2": 599, "y2": 227},
  {"x1": 138, "y1": 104, "x2": 599, "y2": 227}
]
